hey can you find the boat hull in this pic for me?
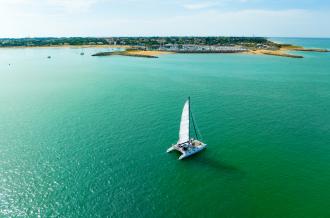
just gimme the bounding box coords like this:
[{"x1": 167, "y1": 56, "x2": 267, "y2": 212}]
[
  {"x1": 179, "y1": 144, "x2": 207, "y2": 160},
  {"x1": 167, "y1": 141, "x2": 207, "y2": 160}
]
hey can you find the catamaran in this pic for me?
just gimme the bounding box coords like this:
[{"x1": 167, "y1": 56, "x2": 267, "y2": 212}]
[{"x1": 167, "y1": 97, "x2": 207, "y2": 160}]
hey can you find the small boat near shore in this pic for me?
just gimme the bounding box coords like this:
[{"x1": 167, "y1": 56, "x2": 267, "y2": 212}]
[{"x1": 167, "y1": 97, "x2": 207, "y2": 160}]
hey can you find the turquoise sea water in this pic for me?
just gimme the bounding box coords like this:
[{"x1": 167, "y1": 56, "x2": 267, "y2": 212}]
[{"x1": 0, "y1": 38, "x2": 330, "y2": 217}]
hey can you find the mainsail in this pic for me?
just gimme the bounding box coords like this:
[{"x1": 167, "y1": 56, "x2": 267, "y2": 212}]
[
  {"x1": 178, "y1": 99, "x2": 190, "y2": 144},
  {"x1": 167, "y1": 97, "x2": 206, "y2": 160}
]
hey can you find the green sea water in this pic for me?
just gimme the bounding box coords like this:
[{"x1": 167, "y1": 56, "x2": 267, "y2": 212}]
[{"x1": 0, "y1": 38, "x2": 330, "y2": 218}]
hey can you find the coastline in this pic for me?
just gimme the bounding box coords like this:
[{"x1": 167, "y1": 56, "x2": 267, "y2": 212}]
[
  {"x1": 245, "y1": 44, "x2": 329, "y2": 58},
  {"x1": 246, "y1": 49, "x2": 304, "y2": 58},
  {"x1": 92, "y1": 50, "x2": 173, "y2": 58},
  {"x1": 124, "y1": 50, "x2": 173, "y2": 56},
  {"x1": 1, "y1": 43, "x2": 328, "y2": 59}
]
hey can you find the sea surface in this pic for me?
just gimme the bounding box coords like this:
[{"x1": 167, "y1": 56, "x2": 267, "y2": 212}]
[{"x1": 1, "y1": 38, "x2": 330, "y2": 218}]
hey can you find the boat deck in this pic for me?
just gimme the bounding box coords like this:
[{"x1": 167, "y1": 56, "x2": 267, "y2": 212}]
[{"x1": 191, "y1": 140, "x2": 203, "y2": 146}]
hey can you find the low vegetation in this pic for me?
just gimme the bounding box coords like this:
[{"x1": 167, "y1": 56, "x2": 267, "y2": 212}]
[{"x1": 0, "y1": 37, "x2": 108, "y2": 47}]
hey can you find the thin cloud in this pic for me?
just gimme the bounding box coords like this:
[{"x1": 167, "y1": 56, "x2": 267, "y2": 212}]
[
  {"x1": 183, "y1": 2, "x2": 219, "y2": 10},
  {"x1": 47, "y1": 0, "x2": 100, "y2": 12},
  {"x1": 183, "y1": 0, "x2": 250, "y2": 10}
]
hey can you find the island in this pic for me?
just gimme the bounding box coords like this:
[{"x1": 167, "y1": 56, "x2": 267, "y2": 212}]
[{"x1": 0, "y1": 37, "x2": 328, "y2": 58}]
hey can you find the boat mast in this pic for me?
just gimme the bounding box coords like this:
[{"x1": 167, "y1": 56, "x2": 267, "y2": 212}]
[
  {"x1": 188, "y1": 97, "x2": 199, "y2": 140},
  {"x1": 188, "y1": 96, "x2": 191, "y2": 140}
]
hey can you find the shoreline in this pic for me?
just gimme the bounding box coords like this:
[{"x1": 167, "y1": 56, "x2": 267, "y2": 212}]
[
  {"x1": 245, "y1": 44, "x2": 329, "y2": 58},
  {"x1": 92, "y1": 50, "x2": 173, "y2": 58},
  {"x1": 246, "y1": 49, "x2": 304, "y2": 58},
  {"x1": 1, "y1": 44, "x2": 329, "y2": 59}
]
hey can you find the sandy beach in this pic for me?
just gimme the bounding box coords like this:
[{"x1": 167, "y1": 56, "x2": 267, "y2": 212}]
[
  {"x1": 247, "y1": 49, "x2": 303, "y2": 58},
  {"x1": 124, "y1": 50, "x2": 173, "y2": 56}
]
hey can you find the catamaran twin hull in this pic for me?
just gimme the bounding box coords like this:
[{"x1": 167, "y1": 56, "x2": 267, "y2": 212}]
[
  {"x1": 167, "y1": 97, "x2": 207, "y2": 160},
  {"x1": 167, "y1": 140, "x2": 207, "y2": 160}
]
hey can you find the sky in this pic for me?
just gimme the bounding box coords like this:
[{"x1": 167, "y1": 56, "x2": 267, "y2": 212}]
[{"x1": 0, "y1": 0, "x2": 330, "y2": 38}]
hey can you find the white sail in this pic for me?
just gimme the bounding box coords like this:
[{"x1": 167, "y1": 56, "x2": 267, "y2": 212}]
[{"x1": 178, "y1": 99, "x2": 190, "y2": 144}]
